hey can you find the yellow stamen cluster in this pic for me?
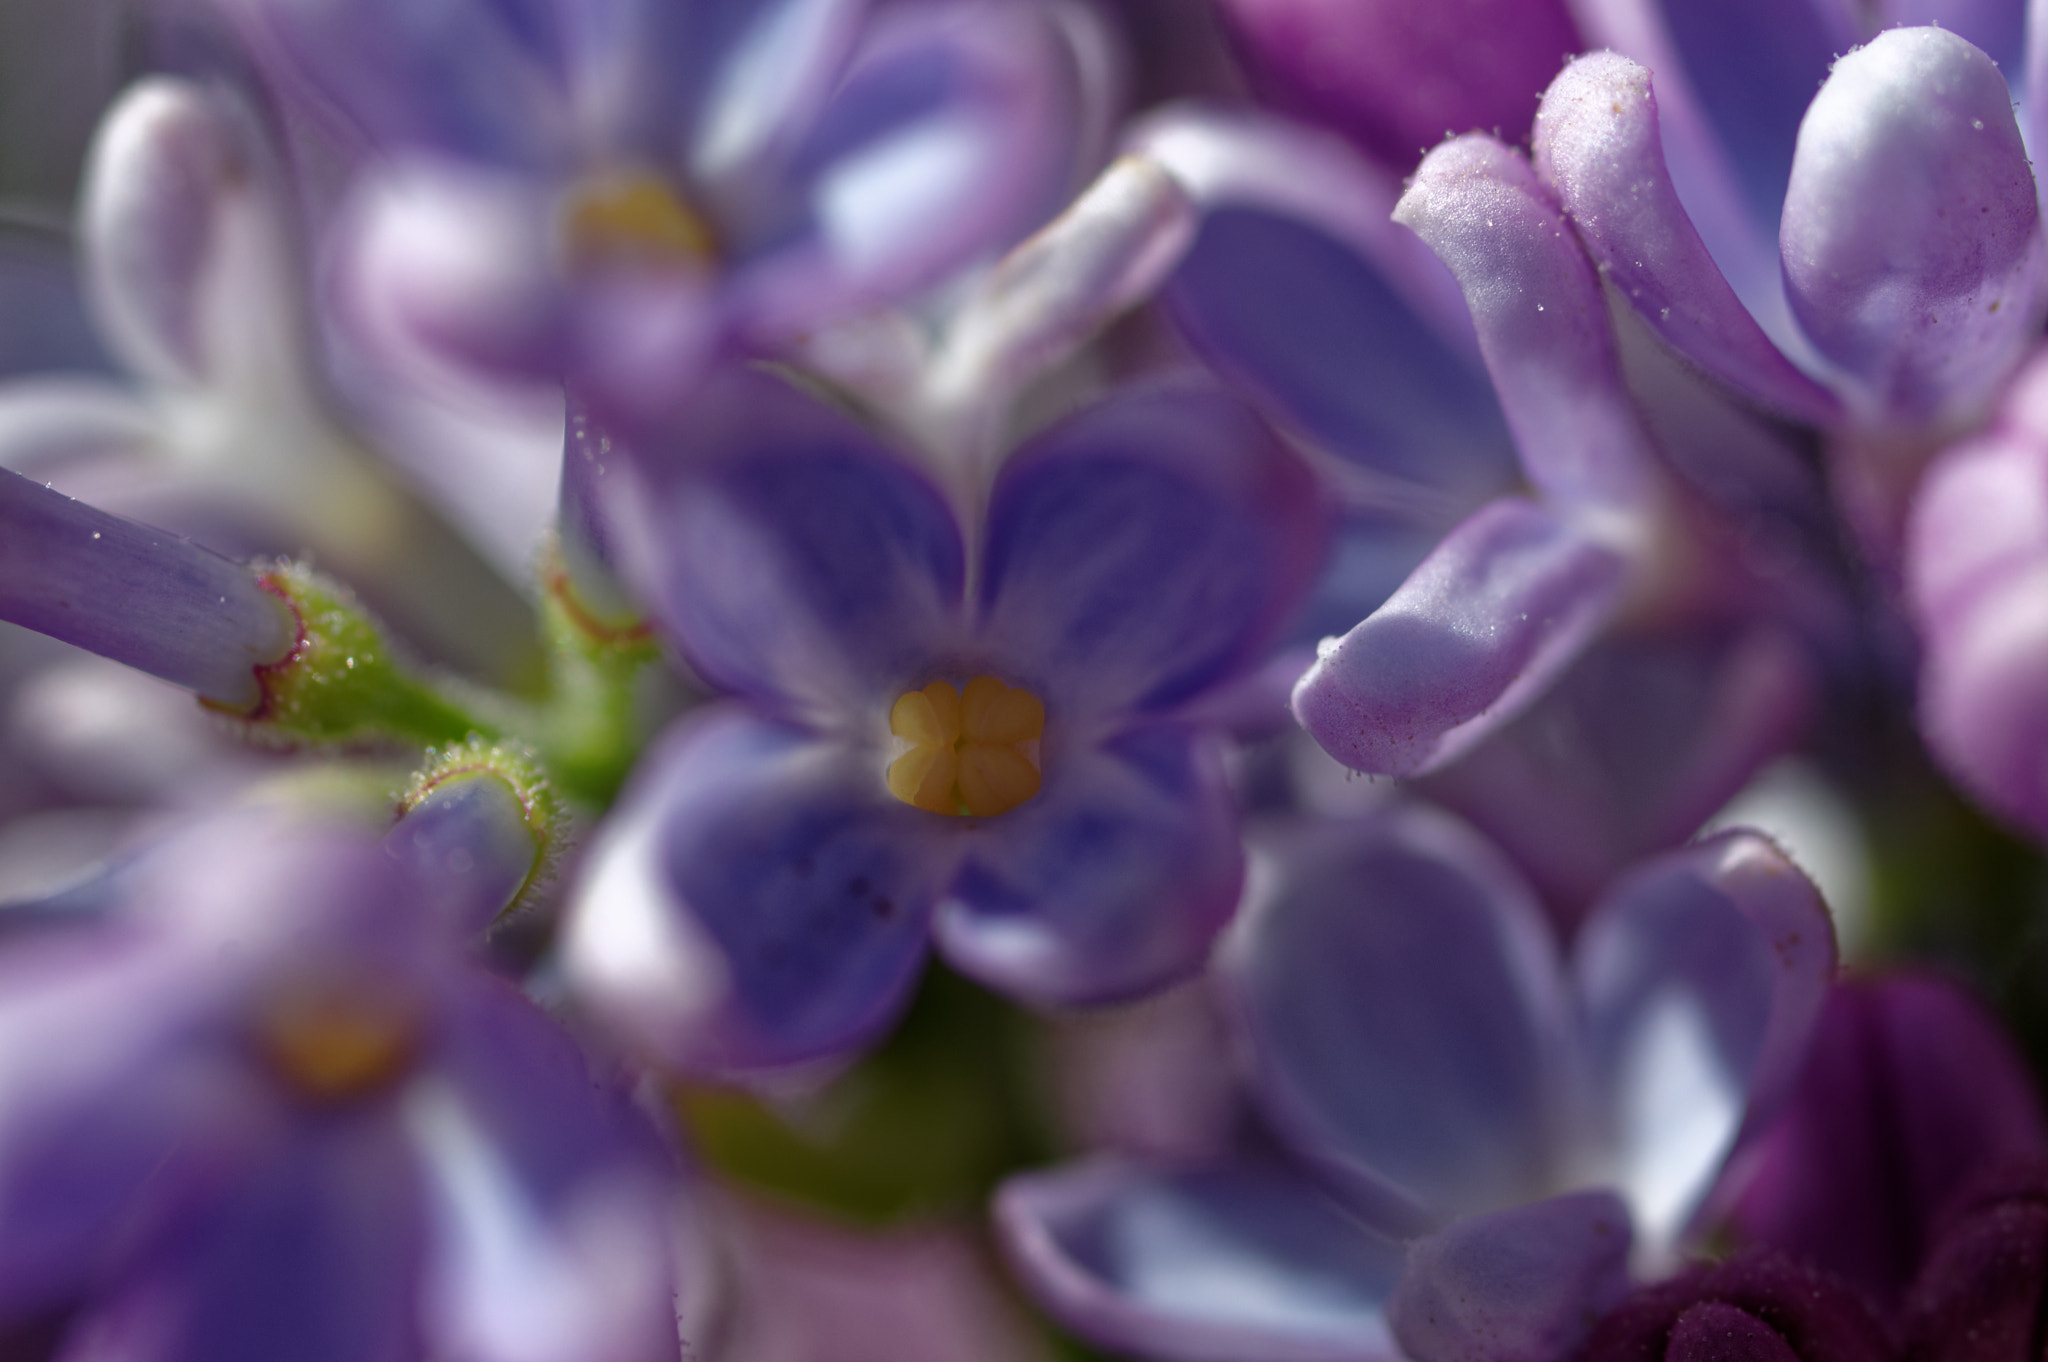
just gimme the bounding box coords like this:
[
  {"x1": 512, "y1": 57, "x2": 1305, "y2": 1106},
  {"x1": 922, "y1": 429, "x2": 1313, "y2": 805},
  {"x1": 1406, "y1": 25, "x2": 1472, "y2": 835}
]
[
  {"x1": 887, "y1": 676, "x2": 1045, "y2": 817},
  {"x1": 564, "y1": 170, "x2": 719, "y2": 270},
  {"x1": 258, "y1": 982, "x2": 419, "y2": 1104}
]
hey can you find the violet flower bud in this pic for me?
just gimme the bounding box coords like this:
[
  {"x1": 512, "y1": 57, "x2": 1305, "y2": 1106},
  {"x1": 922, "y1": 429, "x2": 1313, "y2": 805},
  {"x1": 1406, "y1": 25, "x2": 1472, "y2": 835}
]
[
  {"x1": 1579, "y1": 1252, "x2": 1896, "y2": 1362},
  {"x1": 1901, "y1": 1160, "x2": 2048, "y2": 1362}
]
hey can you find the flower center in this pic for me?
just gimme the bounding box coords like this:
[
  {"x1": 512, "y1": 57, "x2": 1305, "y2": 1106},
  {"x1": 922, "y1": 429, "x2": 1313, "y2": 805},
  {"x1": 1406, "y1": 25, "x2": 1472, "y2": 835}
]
[
  {"x1": 257, "y1": 979, "x2": 419, "y2": 1104},
  {"x1": 887, "y1": 675, "x2": 1045, "y2": 817},
  {"x1": 563, "y1": 169, "x2": 719, "y2": 271}
]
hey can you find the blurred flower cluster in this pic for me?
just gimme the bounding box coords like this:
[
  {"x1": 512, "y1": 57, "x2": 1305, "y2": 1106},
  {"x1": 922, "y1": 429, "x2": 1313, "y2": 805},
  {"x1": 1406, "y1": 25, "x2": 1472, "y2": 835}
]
[{"x1": 12, "y1": 0, "x2": 2048, "y2": 1359}]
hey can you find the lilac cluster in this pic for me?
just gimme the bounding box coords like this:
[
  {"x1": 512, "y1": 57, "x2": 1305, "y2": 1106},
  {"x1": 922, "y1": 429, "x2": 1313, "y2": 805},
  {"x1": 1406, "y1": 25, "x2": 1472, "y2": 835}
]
[{"x1": 6, "y1": 0, "x2": 2048, "y2": 1360}]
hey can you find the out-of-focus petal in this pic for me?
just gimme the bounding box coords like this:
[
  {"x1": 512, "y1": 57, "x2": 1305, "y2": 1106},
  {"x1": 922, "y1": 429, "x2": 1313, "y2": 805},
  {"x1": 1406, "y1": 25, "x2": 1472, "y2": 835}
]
[
  {"x1": 0, "y1": 377, "x2": 156, "y2": 476},
  {"x1": 979, "y1": 383, "x2": 1326, "y2": 718},
  {"x1": 995, "y1": 1158, "x2": 1407, "y2": 1362},
  {"x1": 1221, "y1": 809, "x2": 1576, "y2": 1229},
  {"x1": 1574, "y1": 832, "x2": 1835, "y2": 1254},
  {"x1": 1132, "y1": 107, "x2": 1517, "y2": 500},
  {"x1": 1394, "y1": 134, "x2": 1660, "y2": 511},
  {"x1": 601, "y1": 365, "x2": 963, "y2": 722},
  {"x1": 934, "y1": 725, "x2": 1242, "y2": 1007},
  {"x1": 562, "y1": 709, "x2": 954, "y2": 1075},
  {"x1": 689, "y1": 0, "x2": 872, "y2": 183},
  {"x1": 1782, "y1": 26, "x2": 2048, "y2": 426},
  {"x1": 1532, "y1": 54, "x2": 1840, "y2": 425},
  {"x1": 1215, "y1": 0, "x2": 1581, "y2": 169},
  {"x1": 411, "y1": 978, "x2": 679, "y2": 1362},
  {"x1": 1292, "y1": 497, "x2": 1631, "y2": 779},
  {"x1": 60, "y1": 1118, "x2": 426, "y2": 1362},
  {"x1": 1726, "y1": 973, "x2": 2048, "y2": 1303},
  {"x1": 79, "y1": 79, "x2": 253, "y2": 391},
  {"x1": 1908, "y1": 415, "x2": 2048, "y2": 631},
  {"x1": 1387, "y1": 1192, "x2": 1633, "y2": 1362}
]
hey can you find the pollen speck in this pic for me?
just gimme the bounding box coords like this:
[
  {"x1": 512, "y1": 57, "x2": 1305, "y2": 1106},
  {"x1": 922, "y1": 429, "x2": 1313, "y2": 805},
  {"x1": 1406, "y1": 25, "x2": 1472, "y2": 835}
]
[
  {"x1": 887, "y1": 676, "x2": 1044, "y2": 817},
  {"x1": 564, "y1": 169, "x2": 719, "y2": 271}
]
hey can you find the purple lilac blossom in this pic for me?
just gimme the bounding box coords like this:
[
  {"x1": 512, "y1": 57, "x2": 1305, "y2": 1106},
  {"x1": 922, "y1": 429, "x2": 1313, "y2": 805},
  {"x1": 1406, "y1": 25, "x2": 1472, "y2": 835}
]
[
  {"x1": 996, "y1": 807, "x2": 1836, "y2": 1362},
  {"x1": 1899, "y1": 1159, "x2": 2048, "y2": 1362},
  {"x1": 212, "y1": 0, "x2": 1114, "y2": 426},
  {"x1": 0, "y1": 801, "x2": 683, "y2": 1362},
  {"x1": 1721, "y1": 972, "x2": 2048, "y2": 1309},
  {"x1": 559, "y1": 362, "x2": 1327, "y2": 1074},
  {"x1": 1576, "y1": 1251, "x2": 1896, "y2": 1362}
]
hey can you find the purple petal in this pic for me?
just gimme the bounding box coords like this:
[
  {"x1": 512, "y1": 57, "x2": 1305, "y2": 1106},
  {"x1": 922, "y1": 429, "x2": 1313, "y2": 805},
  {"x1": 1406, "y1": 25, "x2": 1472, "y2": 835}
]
[
  {"x1": 411, "y1": 975, "x2": 680, "y2": 1362},
  {"x1": 688, "y1": 0, "x2": 868, "y2": 181},
  {"x1": 1291, "y1": 497, "x2": 1631, "y2": 778},
  {"x1": 1579, "y1": 1250, "x2": 1895, "y2": 1362},
  {"x1": 383, "y1": 774, "x2": 543, "y2": 936},
  {"x1": 1130, "y1": 109, "x2": 1518, "y2": 497},
  {"x1": 1387, "y1": 1192, "x2": 1634, "y2": 1362},
  {"x1": 78, "y1": 80, "x2": 251, "y2": 390},
  {"x1": 1214, "y1": 0, "x2": 1581, "y2": 169},
  {"x1": 995, "y1": 1158, "x2": 1407, "y2": 1362},
  {"x1": 561, "y1": 708, "x2": 954, "y2": 1074},
  {"x1": 1532, "y1": 54, "x2": 1840, "y2": 425},
  {"x1": 1781, "y1": 25, "x2": 2048, "y2": 425},
  {"x1": 1221, "y1": 808, "x2": 1575, "y2": 1228},
  {"x1": 0, "y1": 467, "x2": 297, "y2": 709},
  {"x1": 1393, "y1": 134, "x2": 1660, "y2": 510},
  {"x1": 933, "y1": 725, "x2": 1243, "y2": 1007},
  {"x1": 1574, "y1": 831, "x2": 1836, "y2": 1253},
  {"x1": 601, "y1": 364, "x2": 963, "y2": 722},
  {"x1": 1726, "y1": 973, "x2": 2048, "y2": 1303},
  {"x1": 979, "y1": 383, "x2": 1327, "y2": 718},
  {"x1": 60, "y1": 1118, "x2": 425, "y2": 1362}
]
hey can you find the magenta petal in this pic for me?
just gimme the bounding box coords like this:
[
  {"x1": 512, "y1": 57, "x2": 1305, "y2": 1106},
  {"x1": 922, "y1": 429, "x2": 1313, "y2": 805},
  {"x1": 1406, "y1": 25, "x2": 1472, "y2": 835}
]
[
  {"x1": 1393, "y1": 135, "x2": 1659, "y2": 510},
  {"x1": 1782, "y1": 26, "x2": 2048, "y2": 425},
  {"x1": 934, "y1": 725, "x2": 1243, "y2": 1007},
  {"x1": 1574, "y1": 831, "x2": 1836, "y2": 1252},
  {"x1": 1291, "y1": 497, "x2": 1630, "y2": 778},
  {"x1": 995, "y1": 1158, "x2": 1407, "y2": 1362},
  {"x1": 1533, "y1": 54, "x2": 1839, "y2": 425},
  {"x1": 1728, "y1": 973, "x2": 2048, "y2": 1303},
  {"x1": 562, "y1": 708, "x2": 954, "y2": 1075},
  {"x1": 979, "y1": 383, "x2": 1327, "y2": 719},
  {"x1": 1221, "y1": 809, "x2": 1574, "y2": 1228},
  {"x1": 1387, "y1": 1192, "x2": 1634, "y2": 1362}
]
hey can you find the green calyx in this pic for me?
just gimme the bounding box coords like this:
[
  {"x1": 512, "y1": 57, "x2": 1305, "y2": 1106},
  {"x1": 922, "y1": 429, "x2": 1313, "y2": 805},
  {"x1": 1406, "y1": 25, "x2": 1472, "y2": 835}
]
[
  {"x1": 523, "y1": 543, "x2": 666, "y2": 807},
  {"x1": 216, "y1": 562, "x2": 494, "y2": 749}
]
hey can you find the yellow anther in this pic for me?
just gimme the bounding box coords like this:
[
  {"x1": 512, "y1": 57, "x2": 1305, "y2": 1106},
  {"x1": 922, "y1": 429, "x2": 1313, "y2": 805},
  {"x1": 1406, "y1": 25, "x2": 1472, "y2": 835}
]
[
  {"x1": 258, "y1": 981, "x2": 418, "y2": 1104},
  {"x1": 887, "y1": 675, "x2": 1044, "y2": 817},
  {"x1": 564, "y1": 169, "x2": 719, "y2": 270}
]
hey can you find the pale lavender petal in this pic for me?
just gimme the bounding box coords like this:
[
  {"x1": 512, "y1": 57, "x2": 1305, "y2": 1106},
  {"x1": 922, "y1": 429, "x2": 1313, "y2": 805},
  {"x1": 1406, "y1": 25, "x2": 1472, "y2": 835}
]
[
  {"x1": 1291, "y1": 498, "x2": 1631, "y2": 778},
  {"x1": 1393, "y1": 134, "x2": 1660, "y2": 510},
  {"x1": 0, "y1": 378, "x2": 156, "y2": 479},
  {"x1": 1532, "y1": 53, "x2": 1840, "y2": 425},
  {"x1": 934, "y1": 725, "x2": 1242, "y2": 1007},
  {"x1": 1907, "y1": 419, "x2": 2048, "y2": 632},
  {"x1": 79, "y1": 79, "x2": 252, "y2": 390},
  {"x1": 1215, "y1": 0, "x2": 1581, "y2": 168},
  {"x1": 1221, "y1": 808, "x2": 1575, "y2": 1228},
  {"x1": 1782, "y1": 25, "x2": 2048, "y2": 425},
  {"x1": 384, "y1": 774, "x2": 543, "y2": 936},
  {"x1": 1877, "y1": 0, "x2": 2024, "y2": 80},
  {"x1": 0, "y1": 468, "x2": 297, "y2": 709},
  {"x1": 688, "y1": 0, "x2": 871, "y2": 183},
  {"x1": 1574, "y1": 831, "x2": 1835, "y2": 1253},
  {"x1": 561, "y1": 709, "x2": 954, "y2": 1075},
  {"x1": 979, "y1": 383, "x2": 1326, "y2": 718},
  {"x1": 60, "y1": 1118, "x2": 425, "y2": 1362},
  {"x1": 1727, "y1": 972, "x2": 2048, "y2": 1302},
  {"x1": 996, "y1": 1158, "x2": 1407, "y2": 1362},
  {"x1": 411, "y1": 976, "x2": 680, "y2": 1362},
  {"x1": 1388, "y1": 1192, "x2": 1634, "y2": 1362},
  {"x1": 1131, "y1": 107, "x2": 1517, "y2": 498},
  {"x1": 600, "y1": 365, "x2": 963, "y2": 722}
]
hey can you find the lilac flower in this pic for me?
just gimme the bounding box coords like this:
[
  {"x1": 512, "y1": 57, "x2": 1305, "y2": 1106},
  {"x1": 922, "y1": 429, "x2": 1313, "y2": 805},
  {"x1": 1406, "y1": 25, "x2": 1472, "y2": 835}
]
[
  {"x1": 1900, "y1": 1158, "x2": 2048, "y2": 1362},
  {"x1": 212, "y1": 0, "x2": 1114, "y2": 424},
  {"x1": 996, "y1": 808, "x2": 1836, "y2": 1362},
  {"x1": 0, "y1": 795, "x2": 683, "y2": 1362},
  {"x1": 1534, "y1": 16, "x2": 2046, "y2": 550},
  {"x1": 1577, "y1": 1252, "x2": 1896, "y2": 1362},
  {"x1": 559, "y1": 363, "x2": 1327, "y2": 1074},
  {"x1": 1721, "y1": 972, "x2": 2048, "y2": 1307}
]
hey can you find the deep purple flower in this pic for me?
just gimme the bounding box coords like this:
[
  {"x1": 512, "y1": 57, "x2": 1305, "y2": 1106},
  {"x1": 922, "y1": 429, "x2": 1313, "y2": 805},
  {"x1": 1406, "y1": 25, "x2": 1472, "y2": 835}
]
[
  {"x1": 0, "y1": 797, "x2": 683, "y2": 1362},
  {"x1": 558, "y1": 364, "x2": 1326, "y2": 1074},
  {"x1": 1578, "y1": 1252, "x2": 1896, "y2": 1362},
  {"x1": 1899, "y1": 1159, "x2": 2048, "y2": 1362},
  {"x1": 1722, "y1": 972, "x2": 2048, "y2": 1307},
  {"x1": 996, "y1": 809, "x2": 1836, "y2": 1362},
  {"x1": 213, "y1": 0, "x2": 1113, "y2": 424}
]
